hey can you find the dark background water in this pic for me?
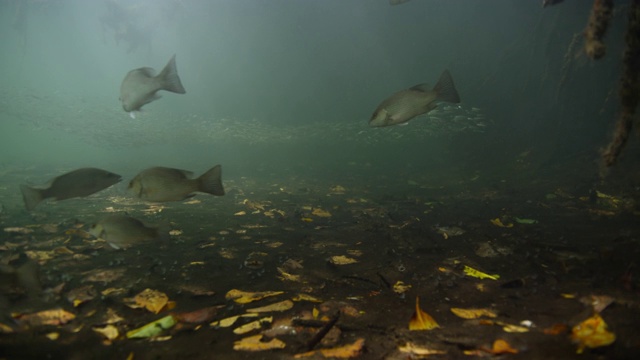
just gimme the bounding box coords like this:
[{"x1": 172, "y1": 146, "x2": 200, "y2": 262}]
[{"x1": 0, "y1": 0, "x2": 637, "y2": 201}]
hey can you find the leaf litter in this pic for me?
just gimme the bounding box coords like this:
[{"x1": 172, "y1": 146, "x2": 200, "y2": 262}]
[{"x1": 0, "y1": 166, "x2": 638, "y2": 359}]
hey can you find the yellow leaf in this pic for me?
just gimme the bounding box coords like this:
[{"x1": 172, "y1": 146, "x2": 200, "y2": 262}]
[
  {"x1": 277, "y1": 267, "x2": 301, "y2": 282},
  {"x1": 490, "y1": 218, "x2": 513, "y2": 228},
  {"x1": 490, "y1": 339, "x2": 518, "y2": 354},
  {"x1": 311, "y1": 208, "x2": 332, "y2": 217},
  {"x1": 329, "y1": 255, "x2": 357, "y2": 265},
  {"x1": 234, "y1": 211, "x2": 246, "y2": 216},
  {"x1": 301, "y1": 217, "x2": 314, "y2": 222},
  {"x1": 233, "y1": 334, "x2": 286, "y2": 351},
  {"x1": 312, "y1": 307, "x2": 319, "y2": 319},
  {"x1": 398, "y1": 342, "x2": 446, "y2": 356},
  {"x1": 571, "y1": 313, "x2": 616, "y2": 354},
  {"x1": 501, "y1": 323, "x2": 529, "y2": 333},
  {"x1": 125, "y1": 289, "x2": 170, "y2": 314},
  {"x1": 93, "y1": 324, "x2": 119, "y2": 341},
  {"x1": 13, "y1": 309, "x2": 76, "y2": 327},
  {"x1": 450, "y1": 307, "x2": 497, "y2": 319},
  {"x1": 463, "y1": 265, "x2": 500, "y2": 280},
  {"x1": 247, "y1": 300, "x2": 294, "y2": 313},
  {"x1": 392, "y1": 281, "x2": 412, "y2": 294},
  {"x1": 45, "y1": 332, "x2": 59, "y2": 340},
  {"x1": 210, "y1": 313, "x2": 259, "y2": 328},
  {"x1": 233, "y1": 317, "x2": 273, "y2": 334},
  {"x1": 225, "y1": 289, "x2": 284, "y2": 304},
  {"x1": 294, "y1": 338, "x2": 365, "y2": 358},
  {"x1": 292, "y1": 294, "x2": 322, "y2": 302},
  {"x1": 409, "y1": 297, "x2": 439, "y2": 330}
]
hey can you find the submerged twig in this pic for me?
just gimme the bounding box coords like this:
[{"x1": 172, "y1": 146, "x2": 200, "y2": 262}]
[
  {"x1": 584, "y1": 0, "x2": 614, "y2": 59},
  {"x1": 305, "y1": 311, "x2": 341, "y2": 351},
  {"x1": 603, "y1": 0, "x2": 640, "y2": 166}
]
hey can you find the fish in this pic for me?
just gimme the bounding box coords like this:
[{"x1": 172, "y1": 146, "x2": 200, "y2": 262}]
[
  {"x1": 119, "y1": 54, "x2": 186, "y2": 118},
  {"x1": 89, "y1": 214, "x2": 160, "y2": 250},
  {"x1": 128, "y1": 165, "x2": 225, "y2": 202},
  {"x1": 20, "y1": 168, "x2": 122, "y2": 211},
  {"x1": 369, "y1": 70, "x2": 461, "y2": 127},
  {"x1": 0, "y1": 253, "x2": 42, "y2": 300}
]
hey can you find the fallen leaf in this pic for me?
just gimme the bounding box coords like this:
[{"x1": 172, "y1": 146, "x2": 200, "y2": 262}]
[
  {"x1": 580, "y1": 295, "x2": 614, "y2": 313},
  {"x1": 312, "y1": 208, "x2": 332, "y2": 217},
  {"x1": 247, "y1": 300, "x2": 294, "y2": 313},
  {"x1": 0, "y1": 323, "x2": 14, "y2": 334},
  {"x1": 329, "y1": 255, "x2": 357, "y2": 265},
  {"x1": 501, "y1": 323, "x2": 530, "y2": 333},
  {"x1": 292, "y1": 294, "x2": 322, "y2": 302},
  {"x1": 514, "y1": 217, "x2": 538, "y2": 224},
  {"x1": 13, "y1": 309, "x2": 76, "y2": 327},
  {"x1": 210, "y1": 313, "x2": 259, "y2": 328},
  {"x1": 124, "y1": 289, "x2": 170, "y2": 314},
  {"x1": 571, "y1": 313, "x2": 616, "y2": 354},
  {"x1": 329, "y1": 185, "x2": 346, "y2": 194},
  {"x1": 93, "y1": 324, "x2": 119, "y2": 341},
  {"x1": 233, "y1": 316, "x2": 273, "y2": 334},
  {"x1": 103, "y1": 308, "x2": 124, "y2": 324},
  {"x1": 225, "y1": 289, "x2": 284, "y2": 304},
  {"x1": 126, "y1": 315, "x2": 177, "y2": 339},
  {"x1": 463, "y1": 265, "x2": 500, "y2": 280},
  {"x1": 543, "y1": 323, "x2": 568, "y2": 335},
  {"x1": 393, "y1": 281, "x2": 412, "y2": 294},
  {"x1": 101, "y1": 288, "x2": 127, "y2": 296},
  {"x1": 487, "y1": 339, "x2": 518, "y2": 354},
  {"x1": 398, "y1": 342, "x2": 446, "y2": 356},
  {"x1": 409, "y1": 297, "x2": 439, "y2": 330},
  {"x1": 45, "y1": 332, "x2": 59, "y2": 340},
  {"x1": 82, "y1": 268, "x2": 126, "y2": 283},
  {"x1": 173, "y1": 306, "x2": 224, "y2": 324},
  {"x1": 450, "y1": 307, "x2": 497, "y2": 319},
  {"x1": 277, "y1": 267, "x2": 301, "y2": 282},
  {"x1": 233, "y1": 334, "x2": 286, "y2": 351},
  {"x1": 490, "y1": 218, "x2": 513, "y2": 228},
  {"x1": 66, "y1": 285, "x2": 97, "y2": 307},
  {"x1": 294, "y1": 338, "x2": 365, "y2": 358},
  {"x1": 4, "y1": 227, "x2": 34, "y2": 234}
]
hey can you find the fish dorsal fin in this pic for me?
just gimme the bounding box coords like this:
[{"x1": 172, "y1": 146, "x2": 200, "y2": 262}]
[{"x1": 409, "y1": 83, "x2": 431, "y2": 92}]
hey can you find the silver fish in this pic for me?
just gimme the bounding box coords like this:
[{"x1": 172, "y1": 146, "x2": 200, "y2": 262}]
[
  {"x1": 369, "y1": 70, "x2": 460, "y2": 127},
  {"x1": 128, "y1": 165, "x2": 225, "y2": 202},
  {"x1": 20, "y1": 168, "x2": 122, "y2": 211},
  {"x1": 120, "y1": 54, "x2": 186, "y2": 117},
  {"x1": 89, "y1": 214, "x2": 159, "y2": 250}
]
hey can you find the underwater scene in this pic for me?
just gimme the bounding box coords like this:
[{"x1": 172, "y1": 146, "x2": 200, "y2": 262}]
[{"x1": 1, "y1": 0, "x2": 639, "y2": 359}]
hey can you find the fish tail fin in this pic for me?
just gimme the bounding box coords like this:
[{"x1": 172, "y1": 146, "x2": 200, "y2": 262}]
[
  {"x1": 197, "y1": 165, "x2": 225, "y2": 196},
  {"x1": 159, "y1": 54, "x2": 186, "y2": 94},
  {"x1": 20, "y1": 185, "x2": 43, "y2": 211},
  {"x1": 433, "y1": 70, "x2": 460, "y2": 104}
]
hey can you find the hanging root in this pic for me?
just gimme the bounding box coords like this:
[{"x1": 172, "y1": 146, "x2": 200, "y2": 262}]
[
  {"x1": 584, "y1": 0, "x2": 614, "y2": 59},
  {"x1": 603, "y1": 0, "x2": 640, "y2": 166}
]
